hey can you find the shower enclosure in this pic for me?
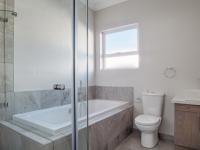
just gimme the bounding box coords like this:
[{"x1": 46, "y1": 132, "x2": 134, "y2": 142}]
[{"x1": 0, "y1": 0, "x2": 89, "y2": 149}]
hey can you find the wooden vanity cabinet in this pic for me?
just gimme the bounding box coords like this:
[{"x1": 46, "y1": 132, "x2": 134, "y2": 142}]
[{"x1": 175, "y1": 104, "x2": 200, "y2": 149}]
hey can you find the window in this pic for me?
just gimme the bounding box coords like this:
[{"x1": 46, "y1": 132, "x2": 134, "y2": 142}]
[{"x1": 101, "y1": 24, "x2": 139, "y2": 70}]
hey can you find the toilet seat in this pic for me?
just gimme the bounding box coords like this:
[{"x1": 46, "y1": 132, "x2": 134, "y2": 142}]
[{"x1": 135, "y1": 115, "x2": 161, "y2": 126}]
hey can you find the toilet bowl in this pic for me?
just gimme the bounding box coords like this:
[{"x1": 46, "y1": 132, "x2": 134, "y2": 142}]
[
  {"x1": 135, "y1": 114, "x2": 161, "y2": 148},
  {"x1": 135, "y1": 91, "x2": 164, "y2": 148}
]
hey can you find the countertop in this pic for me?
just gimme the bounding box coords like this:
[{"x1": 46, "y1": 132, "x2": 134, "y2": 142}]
[{"x1": 171, "y1": 89, "x2": 200, "y2": 105}]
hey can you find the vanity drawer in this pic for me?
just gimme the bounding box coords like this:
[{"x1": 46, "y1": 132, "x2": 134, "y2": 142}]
[{"x1": 176, "y1": 104, "x2": 200, "y2": 113}]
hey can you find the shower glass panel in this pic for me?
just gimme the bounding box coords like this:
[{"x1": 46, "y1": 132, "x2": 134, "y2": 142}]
[
  {"x1": 0, "y1": 0, "x2": 7, "y2": 121},
  {"x1": 0, "y1": 0, "x2": 88, "y2": 149},
  {"x1": 13, "y1": 0, "x2": 74, "y2": 149},
  {"x1": 0, "y1": 0, "x2": 14, "y2": 122},
  {"x1": 75, "y1": 0, "x2": 88, "y2": 149}
]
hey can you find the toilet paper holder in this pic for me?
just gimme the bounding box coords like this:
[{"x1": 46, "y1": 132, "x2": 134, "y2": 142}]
[{"x1": 163, "y1": 67, "x2": 176, "y2": 79}]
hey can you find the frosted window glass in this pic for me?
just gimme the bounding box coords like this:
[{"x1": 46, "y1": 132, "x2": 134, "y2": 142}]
[{"x1": 104, "y1": 55, "x2": 139, "y2": 69}]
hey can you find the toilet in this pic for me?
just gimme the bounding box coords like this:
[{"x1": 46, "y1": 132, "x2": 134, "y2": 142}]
[{"x1": 135, "y1": 92, "x2": 164, "y2": 148}]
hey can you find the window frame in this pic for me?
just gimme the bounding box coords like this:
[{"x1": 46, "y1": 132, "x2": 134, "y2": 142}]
[{"x1": 101, "y1": 23, "x2": 140, "y2": 70}]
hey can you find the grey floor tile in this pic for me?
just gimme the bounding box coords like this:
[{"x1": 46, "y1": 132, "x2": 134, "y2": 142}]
[{"x1": 115, "y1": 132, "x2": 175, "y2": 150}]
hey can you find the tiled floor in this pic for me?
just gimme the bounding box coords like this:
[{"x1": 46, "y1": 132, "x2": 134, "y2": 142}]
[{"x1": 115, "y1": 131, "x2": 175, "y2": 150}]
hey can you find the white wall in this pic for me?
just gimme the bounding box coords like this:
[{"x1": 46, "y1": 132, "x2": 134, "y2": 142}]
[
  {"x1": 94, "y1": 0, "x2": 200, "y2": 136},
  {"x1": 14, "y1": 0, "x2": 73, "y2": 91},
  {"x1": 14, "y1": 0, "x2": 95, "y2": 91},
  {"x1": 88, "y1": 9, "x2": 96, "y2": 86}
]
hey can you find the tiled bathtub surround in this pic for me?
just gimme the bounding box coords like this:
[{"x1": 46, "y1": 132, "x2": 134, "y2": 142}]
[
  {"x1": 88, "y1": 86, "x2": 96, "y2": 100},
  {"x1": 14, "y1": 89, "x2": 71, "y2": 114},
  {"x1": 0, "y1": 107, "x2": 133, "y2": 150},
  {"x1": 0, "y1": 92, "x2": 14, "y2": 120},
  {"x1": 89, "y1": 86, "x2": 134, "y2": 105},
  {"x1": 13, "y1": 86, "x2": 88, "y2": 115},
  {"x1": 0, "y1": 85, "x2": 133, "y2": 122},
  {"x1": 13, "y1": 86, "x2": 133, "y2": 116},
  {"x1": 89, "y1": 107, "x2": 133, "y2": 150},
  {"x1": 0, "y1": 122, "x2": 53, "y2": 150},
  {"x1": 0, "y1": 89, "x2": 72, "y2": 121}
]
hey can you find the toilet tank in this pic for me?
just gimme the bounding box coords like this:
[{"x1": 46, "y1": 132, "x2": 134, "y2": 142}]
[{"x1": 142, "y1": 92, "x2": 164, "y2": 117}]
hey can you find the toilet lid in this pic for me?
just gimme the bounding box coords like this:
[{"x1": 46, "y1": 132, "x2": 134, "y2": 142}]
[{"x1": 135, "y1": 115, "x2": 161, "y2": 126}]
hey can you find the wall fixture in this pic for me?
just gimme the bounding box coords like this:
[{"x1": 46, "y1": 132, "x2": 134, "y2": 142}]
[{"x1": 163, "y1": 67, "x2": 176, "y2": 79}]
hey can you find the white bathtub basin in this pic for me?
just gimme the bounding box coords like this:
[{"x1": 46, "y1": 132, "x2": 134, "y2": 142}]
[{"x1": 13, "y1": 100, "x2": 130, "y2": 136}]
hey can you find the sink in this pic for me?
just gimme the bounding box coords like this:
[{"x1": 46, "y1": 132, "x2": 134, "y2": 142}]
[{"x1": 172, "y1": 89, "x2": 200, "y2": 105}]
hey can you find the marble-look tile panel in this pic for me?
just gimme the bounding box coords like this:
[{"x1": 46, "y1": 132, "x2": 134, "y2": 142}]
[
  {"x1": 0, "y1": 31, "x2": 4, "y2": 63},
  {"x1": 53, "y1": 134, "x2": 72, "y2": 150},
  {"x1": 0, "y1": 1, "x2": 4, "y2": 8},
  {"x1": 0, "y1": 92, "x2": 5, "y2": 103},
  {"x1": 89, "y1": 107, "x2": 133, "y2": 150},
  {"x1": 40, "y1": 90, "x2": 71, "y2": 109},
  {"x1": 78, "y1": 128, "x2": 88, "y2": 150},
  {"x1": 88, "y1": 86, "x2": 96, "y2": 100},
  {"x1": 5, "y1": 63, "x2": 14, "y2": 92},
  {"x1": 61, "y1": 89, "x2": 72, "y2": 105},
  {"x1": 0, "y1": 89, "x2": 71, "y2": 121},
  {"x1": 78, "y1": 86, "x2": 87, "y2": 102},
  {"x1": 6, "y1": 0, "x2": 14, "y2": 9},
  {"x1": 14, "y1": 89, "x2": 71, "y2": 114},
  {"x1": 4, "y1": 0, "x2": 14, "y2": 63},
  {"x1": 5, "y1": 92, "x2": 14, "y2": 120},
  {"x1": 5, "y1": 29, "x2": 14, "y2": 63},
  {"x1": 14, "y1": 91, "x2": 41, "y2": 114},
  {"x1": 0, "y1": 122, "x2": 23, "y2": 150},
  {"x1": 0, "y1": 0, "x2": 15, "y2": 64},
  {"x1": 0, "y1": 92, "x2": 14, "y2": 121},
  {"x1": 0, "y1": 63, "x2": 14, "y2": 93},
  {"x1": 95, "y1": 86, "x2": 134, "y2": 105},
  {"x1": 0, "y1": 104, "x2": 6, "y2": 120},
  {"x1": 0, "y1": 0, "x2": 14, "y2": 9},
  {"x1": 0, "y1": 121, "x2": 53, "y2": 150},
  {"x1": 0, "y1": 63, "x2": 5, "y2": 93}
]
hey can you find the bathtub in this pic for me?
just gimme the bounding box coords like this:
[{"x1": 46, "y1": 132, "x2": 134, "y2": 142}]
[{"x1": 13, "y1": 99, "x2": 130, "y2": 137}]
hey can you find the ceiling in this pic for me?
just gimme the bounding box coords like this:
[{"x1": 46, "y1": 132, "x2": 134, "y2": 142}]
[{"x1": 89, "y1": 0, "x2": 129, "y2": 11}]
